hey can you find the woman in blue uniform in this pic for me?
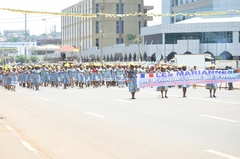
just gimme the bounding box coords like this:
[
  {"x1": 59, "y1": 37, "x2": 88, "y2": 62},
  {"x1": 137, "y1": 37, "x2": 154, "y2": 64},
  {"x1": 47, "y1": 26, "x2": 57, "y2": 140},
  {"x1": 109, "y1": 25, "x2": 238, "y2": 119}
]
[
  {"x1": 62, "y1": 64, "x2": 70, "y2": 89},
  {"x1": 206, "y1": 64, "x2": 217, "y2": 98},
  {"x1": 181, "y1": 64, "x2": 190, "y2": 97},
  {"x1": 32, "y1": 65, "x2": 41, "y2": 91},
  {"x1": 127, "y1": 63, "x2": 138, "y2": 99},
  {"x1": 156, "y1": 66, "x2": 168, "y2": 98}
]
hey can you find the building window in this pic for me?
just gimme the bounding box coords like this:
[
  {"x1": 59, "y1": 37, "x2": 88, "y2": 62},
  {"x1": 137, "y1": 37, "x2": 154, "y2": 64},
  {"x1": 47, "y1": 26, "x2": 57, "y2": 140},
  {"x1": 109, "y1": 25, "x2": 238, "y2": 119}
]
[
  {"x1": 96, "y1": 4, "x2": 99, "y2": 13},
  {"x1": 96, "y1": 38, "x2": 99, "y2": 48},
  {"x1": 116, "y1": 38, "x2": 124, "y2": 44},
  {"x1": 138, "y1": 21, "x2": 141, "y2": 34},
  {"x1": 116, "y1": 21, "x2": 119, "y2": 33},
  {"x1": 165, "y1": 32, "x2": 233, "y2": 44},
  {"x1": 96, "y1": 21, "x2": 99, "y2": 34},
  {"x1": 116, "y1": 21, "x2": 124, "y2": 34},
  {"x1": 116, "y1": 3, "x2": 124, "y2": 14},
  {"x1": 116, "y1": 4, "x2": 120, "y2": 14},
  {"x1": 121, "y1": 21, "x2": 124, "y2": 33},
  {"x1": 138, "y1": 4, "x2": 141, "y2": 12},
  {"x1": 121, "y1": 4, "x2": 124, "y2": 14}
]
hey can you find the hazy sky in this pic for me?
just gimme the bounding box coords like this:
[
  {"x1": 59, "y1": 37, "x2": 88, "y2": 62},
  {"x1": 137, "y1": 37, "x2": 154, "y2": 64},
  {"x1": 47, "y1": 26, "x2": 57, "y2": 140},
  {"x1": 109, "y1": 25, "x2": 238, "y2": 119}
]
[{"x1": 0, "y1": 0, "x2": 162, "y2": 35}]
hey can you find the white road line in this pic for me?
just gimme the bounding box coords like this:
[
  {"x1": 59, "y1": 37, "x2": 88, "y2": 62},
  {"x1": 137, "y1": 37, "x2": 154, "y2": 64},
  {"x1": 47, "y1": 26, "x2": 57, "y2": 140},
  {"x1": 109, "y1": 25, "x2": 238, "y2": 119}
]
[
  {"x1": 40, "y1": 98, "x2": 50, "y2": 101},
  {"x1": 67, "y1": 90, "x2": 75, "y2": 92},
  {"x1": 5, "y1": 125, "x2": 13, "y2": 131},
  {"x1": 206, "y1": 150, "x2": 240, "y2": 159},
  {"x1": 192, "y1": 97, "x2": 240, "y2": 105},
  {"x1": 115, "y1": 99, "x2": 133, "y2": 104},
  {"x1": 21, "y1": 140, "x2": 36, "y2": 152},
  {"x1": 86, "y1": 111, "x2": 106, "y2": 119},
  {"x1": 200, "y1": 114, "x2": 239, "y2": 123}
]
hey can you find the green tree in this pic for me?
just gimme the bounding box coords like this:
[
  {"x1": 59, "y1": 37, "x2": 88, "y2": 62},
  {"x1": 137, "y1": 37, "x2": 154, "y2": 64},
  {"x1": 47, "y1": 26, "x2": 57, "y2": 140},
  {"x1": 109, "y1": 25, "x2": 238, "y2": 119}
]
[
  {"x1": 6, "y1": 36, "x2": 21, "y2": 42},
  {"x1": 43, "y1": 55, "x2": 47, "y2": 62},
  {"x1": 29, "y1": 55, "x2": 39, "y2": 63},
  {"x1": 15, "y1": 55, "x2": 27, "y2": 63},
  {"x1": 124, "y1": 34, "x2": 139, "y2": 45}
]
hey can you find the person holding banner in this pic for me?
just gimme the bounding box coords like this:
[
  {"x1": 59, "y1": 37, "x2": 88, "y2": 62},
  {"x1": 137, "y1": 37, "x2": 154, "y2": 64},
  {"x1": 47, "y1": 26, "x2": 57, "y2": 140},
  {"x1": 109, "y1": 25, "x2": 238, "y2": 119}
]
[
  {"x1": 206, "y1": 64, "x2": 217, "y2": 98},
  {"x1": 182, "y1": 64, "x2": 190, "y2": 98},
  {"x1": 156, "y1": 66, "x2": 168, "y2": 98},
  {"x1": 127, "y1": 63, "x2": 138, "y2": 99}
]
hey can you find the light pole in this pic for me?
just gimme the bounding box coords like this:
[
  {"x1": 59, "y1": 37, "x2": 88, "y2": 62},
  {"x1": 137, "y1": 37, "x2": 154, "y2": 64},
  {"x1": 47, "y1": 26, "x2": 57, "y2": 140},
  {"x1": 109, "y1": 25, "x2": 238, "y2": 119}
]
[
  {"x1": 42, "y1": 19, "x2": 47, "y2": 62},
  {"x1": 24, "y1": 14, "x2": 27, "y2": 63}
]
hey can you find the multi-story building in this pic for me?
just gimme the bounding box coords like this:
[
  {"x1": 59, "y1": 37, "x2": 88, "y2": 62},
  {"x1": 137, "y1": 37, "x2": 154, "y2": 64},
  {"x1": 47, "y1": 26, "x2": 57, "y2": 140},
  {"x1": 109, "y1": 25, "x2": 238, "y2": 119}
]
[
  {"x1": 162, "y1": 0, "x2": 240, "y2": 24},
  {"x1": 61, "y1": 0, "x2": 153, "y2": 51}
]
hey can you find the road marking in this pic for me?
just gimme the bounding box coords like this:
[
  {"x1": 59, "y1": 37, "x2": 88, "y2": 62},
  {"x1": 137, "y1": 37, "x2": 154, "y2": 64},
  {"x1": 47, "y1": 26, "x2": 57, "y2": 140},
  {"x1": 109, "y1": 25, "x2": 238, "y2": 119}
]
[
  {"x1": 115, "y1": 99, "x2": 133, "y2": 104},
  {"x1": 200, "y1": 114, "x2": 239, "y2": 123},
  {"x1": 206, "y1": 150, "x2": 240, "y2": 159},
  {"x1": 40, "y1": 98, "x2": 50, "y2": 101},
  {"x1": 21, "y1": 140, "x2": 36, "y2": 152},
  {"x1": 86, "y1": 111, "x2": 106, "y2": 119},
  {"x1": 192, "y1": 97, "x2": 240, "y2": 105},
  {"x1": 67, "y1": 90, "x2": 75, "y2": 92},
  {"x1": 5, "y1": 125, "x2": 13, "y2": 131}
]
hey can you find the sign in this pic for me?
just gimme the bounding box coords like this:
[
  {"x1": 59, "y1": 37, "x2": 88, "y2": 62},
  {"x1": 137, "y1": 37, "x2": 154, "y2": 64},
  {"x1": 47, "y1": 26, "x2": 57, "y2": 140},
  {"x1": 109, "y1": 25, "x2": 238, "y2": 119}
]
[
  {"x1": 0, "y1": 42, "x2": 35, "y2": 47},
  {"x1": 137, "y1": 70, "x2": 240, "y2": 88}
]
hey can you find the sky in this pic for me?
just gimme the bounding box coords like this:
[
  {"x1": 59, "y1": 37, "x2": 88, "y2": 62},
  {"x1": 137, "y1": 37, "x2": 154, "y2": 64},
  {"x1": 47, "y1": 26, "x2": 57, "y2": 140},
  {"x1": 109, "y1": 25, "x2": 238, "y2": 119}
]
[{"x1": 0, "y1": 0, "x2": 162, "y2": 36}]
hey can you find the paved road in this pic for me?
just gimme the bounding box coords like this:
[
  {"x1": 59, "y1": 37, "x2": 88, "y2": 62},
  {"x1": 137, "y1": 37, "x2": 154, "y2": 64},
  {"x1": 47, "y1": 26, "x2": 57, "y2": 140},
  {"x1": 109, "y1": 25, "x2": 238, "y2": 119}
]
[{"x1": 0, "y1": 85, "x2": 240, "y2": 159}]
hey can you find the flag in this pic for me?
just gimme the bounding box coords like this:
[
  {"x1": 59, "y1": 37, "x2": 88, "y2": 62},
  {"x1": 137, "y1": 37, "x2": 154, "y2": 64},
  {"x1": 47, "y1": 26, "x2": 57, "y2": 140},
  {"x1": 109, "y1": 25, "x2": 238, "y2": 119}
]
[
  {"x1": 149, "y1": 73, "x2": 154, "y2": 78},
  {"x1": 140, "y1": 74, "x2": 145, "y2": 78}
]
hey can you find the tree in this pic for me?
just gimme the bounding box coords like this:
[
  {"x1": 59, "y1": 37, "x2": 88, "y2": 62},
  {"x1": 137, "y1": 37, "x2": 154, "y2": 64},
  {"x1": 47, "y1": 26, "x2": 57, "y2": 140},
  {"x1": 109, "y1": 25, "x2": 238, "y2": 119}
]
[
  {"x1": 110, "y1": 54, "x2": 113, "y2": 61},
  {"x1": 15, "y1": 55, "x2": 27, "y2": 63},
  {"x1": 124, "y1": 34, "x2": 140, "y2": 45},
  {"x1": 133, "y1": 53, "x2": 137, "y2": 61},
  {"x1": 124, "y1": 53, "x2": 127, "y2": 62},
  {"x1": 43, "y1": 55, "x2": 47, "y2": 62},
  {"x1": 128, "y1": 53, "x2": 132, "y2": 61},
  {"x1": 29, "y1": 55, "x2": 39, "y2": 63}
]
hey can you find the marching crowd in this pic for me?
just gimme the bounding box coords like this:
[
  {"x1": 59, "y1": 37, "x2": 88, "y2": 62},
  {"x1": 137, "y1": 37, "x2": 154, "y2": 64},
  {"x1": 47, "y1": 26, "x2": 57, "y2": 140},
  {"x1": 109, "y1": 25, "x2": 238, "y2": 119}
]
[{"x1": 0, "y1": 62, "x2": 218, "y2": 99}]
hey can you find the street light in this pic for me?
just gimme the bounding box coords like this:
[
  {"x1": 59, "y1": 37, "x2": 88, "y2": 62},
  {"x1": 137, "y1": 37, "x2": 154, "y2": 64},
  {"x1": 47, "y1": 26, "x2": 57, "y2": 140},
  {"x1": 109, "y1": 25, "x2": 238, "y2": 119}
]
[{"x1": 42, "y1": 19, "x2": 47, "y2": 62}]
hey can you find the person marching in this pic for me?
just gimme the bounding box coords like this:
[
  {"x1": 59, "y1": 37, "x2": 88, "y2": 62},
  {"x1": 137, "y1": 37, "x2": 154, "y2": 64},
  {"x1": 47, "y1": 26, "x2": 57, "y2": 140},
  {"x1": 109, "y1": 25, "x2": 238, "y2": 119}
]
[
  {"x1": 127, "y1": 63, "x2": 138, "y2": 99},
  {"x1": 156, "y1": 65, "x2": 168, "y2": 98},
  {"x1": 192, "y1": 64, "x2": 197, "y2": 89},
  {"x1": 62, "y1": 63, "x2": 70, "y2": 89},
  {"x1": 206, "y1": 64, "x2": 217, "y2": 98},
  {"x1": 32, "y1": 65, "x2": 41, "y2": 91},
  {"x1": 181, "y1": 64, "x2": 190, "y2": 97},
  {"x1": 10, "y1": 66, "x2": 18, "y2": 91}
]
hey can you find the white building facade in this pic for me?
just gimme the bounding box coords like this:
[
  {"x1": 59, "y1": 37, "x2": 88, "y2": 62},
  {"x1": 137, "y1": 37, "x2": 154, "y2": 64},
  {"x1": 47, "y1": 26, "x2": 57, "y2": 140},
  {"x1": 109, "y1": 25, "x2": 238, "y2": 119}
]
[
  {"x1": 60, "y1": 0, "x2": 240, "y2": 63},
  {"x1": 162, "y1": 0, "x2": 240, "y2": 24}
]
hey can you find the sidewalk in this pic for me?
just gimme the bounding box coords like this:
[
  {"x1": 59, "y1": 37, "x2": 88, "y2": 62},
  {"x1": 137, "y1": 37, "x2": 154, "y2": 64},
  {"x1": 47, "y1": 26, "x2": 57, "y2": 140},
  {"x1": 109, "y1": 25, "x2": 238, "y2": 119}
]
[{"x1": 0, "y1": 117, "x2": 39, "y2": 159}]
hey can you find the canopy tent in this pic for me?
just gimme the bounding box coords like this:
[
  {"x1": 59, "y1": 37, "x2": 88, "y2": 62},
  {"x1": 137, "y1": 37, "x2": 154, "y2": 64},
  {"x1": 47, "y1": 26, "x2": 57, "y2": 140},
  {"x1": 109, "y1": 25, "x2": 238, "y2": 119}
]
[
  {"x1": 59, "y1": 45, "x2": 79, "y2": 52},
  {"x1": 220, "y1": 51, "x2": 233, "y2": 60},
  {"x1": 167, "y1": 51, "x2": 177, "y2": 61}
]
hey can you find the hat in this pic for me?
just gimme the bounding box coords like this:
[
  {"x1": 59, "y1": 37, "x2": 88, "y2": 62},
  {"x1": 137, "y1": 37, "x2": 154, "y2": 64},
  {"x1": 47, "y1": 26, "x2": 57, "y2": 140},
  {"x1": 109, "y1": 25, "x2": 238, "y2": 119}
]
[
  {"x1": 182, "y1": 63, "x2": 186, "y2": 67},
  {"x1": 210, "y1": 64, "x2": 215, "y2": 68},
  {"x1": 161, "y1": 65, "x2": 166, "y2": 69},
  {"x1": 129, "y1": 62, "x2": 135, "y2": 66}
]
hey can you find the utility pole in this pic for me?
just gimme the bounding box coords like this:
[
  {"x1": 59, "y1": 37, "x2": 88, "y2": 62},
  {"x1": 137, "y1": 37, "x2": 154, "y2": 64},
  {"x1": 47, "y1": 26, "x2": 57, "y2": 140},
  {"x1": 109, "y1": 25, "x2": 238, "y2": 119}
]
[
  {"x1": 42, "y1": 19, "x2": 47, "y2": 62},
  {"x1": 24, "y1": 14, "x2": 27, "y2": 63},
  {"x1": 100, "y1": 0, "x2": 105, "y2": 62},
  {"x1": 137, "y1": 16, "x2": 141, "y2": 63}
]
